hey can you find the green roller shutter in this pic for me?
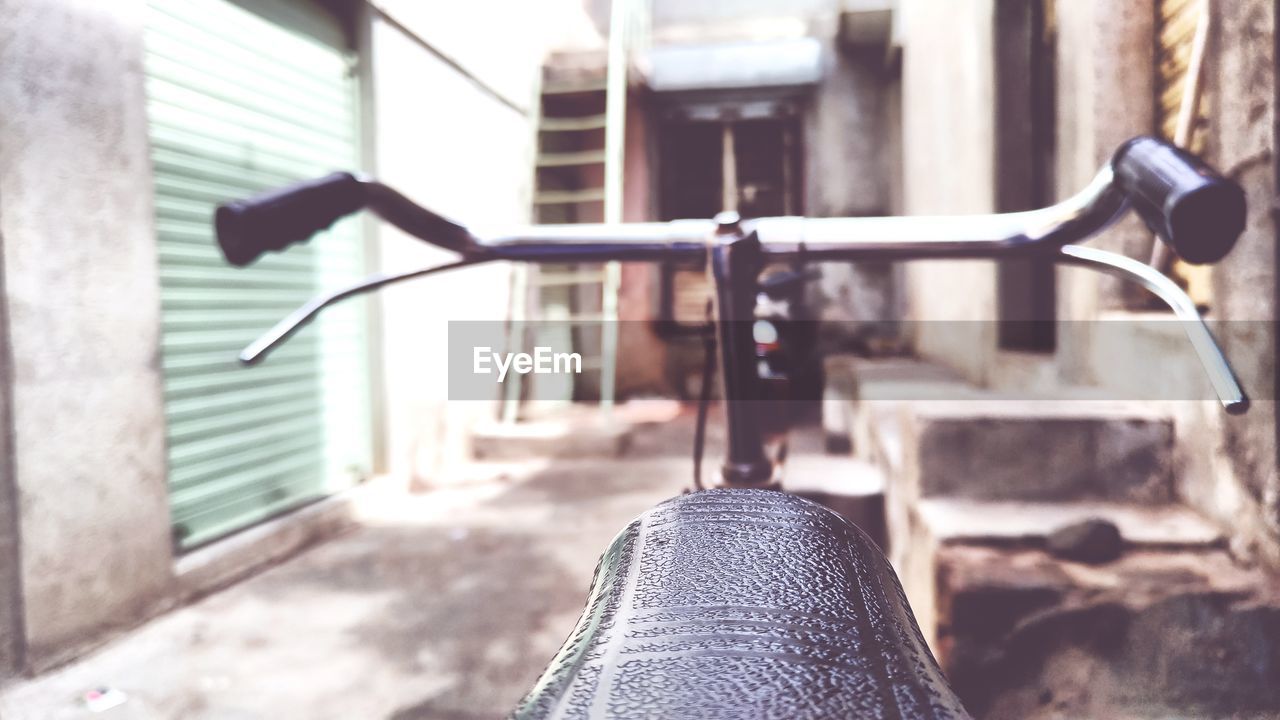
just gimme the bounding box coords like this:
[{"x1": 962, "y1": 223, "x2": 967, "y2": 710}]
[{"x1": 144, "y1": 0, "x2": 371, "y2": 549}]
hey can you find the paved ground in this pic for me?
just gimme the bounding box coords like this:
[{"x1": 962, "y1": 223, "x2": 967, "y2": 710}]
[{"x1": 0, "y1": 412, "x2": 738, "y2": 720}]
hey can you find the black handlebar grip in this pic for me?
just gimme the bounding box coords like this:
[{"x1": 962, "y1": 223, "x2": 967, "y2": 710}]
[
  {"x1": 1111, "y1": 136, "x2": 1246, "y2": 265},
  {"x1": 215, "y1": 172, "x2": 367, "y2": 267}
]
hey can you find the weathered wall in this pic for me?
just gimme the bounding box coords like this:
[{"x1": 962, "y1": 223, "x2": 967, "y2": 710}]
[
  {"x1": 616, "y1": 102, "x2": 671, "y2": 396},
  {"x1": 0, "y1": 0, "x2": 175, "y2": 670},
  {"x1": 648, "y1": 0, "x2": 892, "y2": 215},
  {"x1": 1052, "y1": 0, "x2": 1155, "y2": 391},
  {"x1": 1051, "y1": 0, "x2": 1154, "y2": 252},
  {"x1": 897, "y1": 0, "x2": 998, "y2": 382},
  {"x1": 803, "y1": 30, "x2": 890, "y2": 218},
  {"x1": 648, "y1": 0, "x2": 897, "y2": 333},
  {"x1": 1200, "y1": 0, "x2": 1279, "y2": 566},
  {"x1": 0, "y1": 255, "x2": 21, "y2": 678},
  {"x1": 1044, "y1": 0, "x2": 1279, "y2": 567},
  {"x1": 0, "y1": 0, "x2": 553, "y2": 675},
  {"x1": 368, "y1": 5, "x2": 540, "y2": 483},
  {"x1": 895, "y1": 0, "x2": 1156, "y2": 386}
]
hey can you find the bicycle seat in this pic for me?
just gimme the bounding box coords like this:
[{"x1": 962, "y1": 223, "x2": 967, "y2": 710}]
[{"x1": 511, "y1": 488, "x2": 971, "y2": 719}]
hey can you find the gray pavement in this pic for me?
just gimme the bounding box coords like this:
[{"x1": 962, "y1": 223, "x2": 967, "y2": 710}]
[{"x1": 0, "y1": 415, "x2": 716, "y2": 720}]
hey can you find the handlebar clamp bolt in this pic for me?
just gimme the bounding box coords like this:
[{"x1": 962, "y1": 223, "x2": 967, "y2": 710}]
[{"x1": 714, "y1": 211, "x2": 742, "y2": 236}]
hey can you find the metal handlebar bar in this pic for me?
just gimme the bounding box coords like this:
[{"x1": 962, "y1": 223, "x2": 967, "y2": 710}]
[
  {"x1": 469, "y1": 166, "x2": 1127, "y2": 263},
  {"x1": 217, "y1": 136, "x2": 1249, "y2": 413}
]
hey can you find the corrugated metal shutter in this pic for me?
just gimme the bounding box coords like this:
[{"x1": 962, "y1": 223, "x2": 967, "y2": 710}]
[{"x1": 144, "y1": 0, "x2": 371, "y2": 549}]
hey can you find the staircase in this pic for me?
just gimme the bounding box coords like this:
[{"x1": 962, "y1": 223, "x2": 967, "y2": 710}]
[
  {"x1": 821, "y1": 355, "x2": 1280, "y2": 719},
  {"x1": 484, "y1": 0, "x2": 652, "y2": 451},
  {"x1": 501, "y1": 53, "x2": 620, "y2": 418}
]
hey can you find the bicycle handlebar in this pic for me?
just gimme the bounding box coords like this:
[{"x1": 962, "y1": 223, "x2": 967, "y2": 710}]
[
  {"x1": 215, "y1": 172, "x2": 365, "y2": 266},
  {"x1": 214, "y1": 136, "x2": 1244, "y2": 267},
  {"x1": 1112, "y1": 137, "x2": 1247, "y2": 264},
  {"x1": 213, "y1": 136, "x2": 1250, "y2": 412},
  {"x1": 215, "y1": 174, "x2": 475, "y2": 267}
]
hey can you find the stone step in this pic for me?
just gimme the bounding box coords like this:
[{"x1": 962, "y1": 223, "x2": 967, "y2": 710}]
[
  {"x1": 823, "y1": 355, "x2": 973, "y2": 460},
  {"x1": 893, "y1": 496, "x2": 1227, "y2": 646},
  {"x1": 822, "y1": 355, "x2": 1278, "y2": 717},
  {"x1": 933, "y1": 544, "x2": 1280, "y2": 719},
  {"x1": 890, "y1": 496, "x2": 1275, "y2": 718},
  {"x1": 915, "y1": 497, "x2": 1225, "y2": 551}
]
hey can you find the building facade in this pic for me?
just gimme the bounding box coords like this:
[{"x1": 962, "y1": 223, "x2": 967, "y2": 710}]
[
  {"x1": 1, "y1": 0, "x2": 1274, "y2": 686},
  {"x1": 0, "y1": 0, "x2": 565, "y2": 676},
  {"x1": 894, "y1": 0, "x2": 1278, "y2": 568}
]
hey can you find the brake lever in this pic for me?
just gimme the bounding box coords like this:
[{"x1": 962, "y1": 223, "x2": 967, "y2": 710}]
[
  {"x1": 1057, "y1": 244, "x2": 1249, "y2": 414},
  {"x1": 238, "y1": 257, "x2": 484, "y2": 366}
]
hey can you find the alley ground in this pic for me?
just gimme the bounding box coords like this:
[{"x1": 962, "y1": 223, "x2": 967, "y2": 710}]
[{"x1": 0, "y1": 411, "x2": 747, "y2": 720}]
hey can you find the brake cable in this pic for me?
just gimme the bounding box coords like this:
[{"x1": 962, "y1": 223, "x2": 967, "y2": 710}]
[{"x1": 691, "y1": 300, "x2": 716, "y2": 492}]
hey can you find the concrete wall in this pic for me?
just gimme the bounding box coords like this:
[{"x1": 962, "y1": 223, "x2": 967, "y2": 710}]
[
  {"x1": 366, "y1": 4, "x2": 543, "y2": 484},
  {"x1": 805, "y1": 23, "x2": 898, "y2": 332},
  {"x1": 0, "y1": 0, "x2": 556, "y2": 674},
  {"x1": 897, "y1": 0, "x2": 998, "y2": 382},
  {"x1": 894, "y1": 0, "x2": 1280, "y2": 567},
  {"x1": 1052, "y1": 0, "x2": 1155, "y2": 386},
  {"x1": 1199, "y1": 0, "x2": 1279, "y2": 566},
  {"x1": 1051, "y1": 0, "x2": 1154, "y2": 243},
  {"x1": 0, "y1": 0, "x2": 175, "y2": 671},
  {"x1": 894, "y1": 0, "x2": 1156, "y2": 385},
  {"x1": 0, "y1": 255, "x2": 21, "y2": 678},
  {"x1": 647, "y1": 0, "x2": 898, "y2": 334}
]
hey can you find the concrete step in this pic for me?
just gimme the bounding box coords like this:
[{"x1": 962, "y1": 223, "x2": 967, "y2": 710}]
[
  {"x1": 470, "y1": 417, "x2": 630, "y2": 460},
  {"x1": 822, "y1": 355, "x2": 972, "y2": 460},
  {"x1": 470, "y1": 400, "x2": 684, "y2": 460},
  {"x1": 782, "y1": 455, "x2": 886, "y2": 549},
  {"x1": 903, "y1": 400, "x2": 1175, "y2": 504},
  {"x1": 914, "y1": 497, "x2": 1225, "y2": 551},
  {"x1": 825, "y1": 356, "x2": 1177, "y2": 505},
  {"x1": 822, "y1": 355, "x2": 1280, "y2": 717}
]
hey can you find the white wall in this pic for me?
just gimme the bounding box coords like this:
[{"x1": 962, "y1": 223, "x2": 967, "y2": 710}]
[
  {"x1": 369, "y1": 0, "x2": 546, "y2": 111},
  {"x1": 898, "y1": 0, "x2": 998, "y2": 382},
  {"x1": 368, "y1": 7, "x2": 545, "y2": 483}
]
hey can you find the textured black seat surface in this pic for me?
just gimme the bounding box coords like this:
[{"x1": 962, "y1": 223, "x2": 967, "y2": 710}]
[{"x1": 511, "y1": 488, "x2": 971, "y2": 719}]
